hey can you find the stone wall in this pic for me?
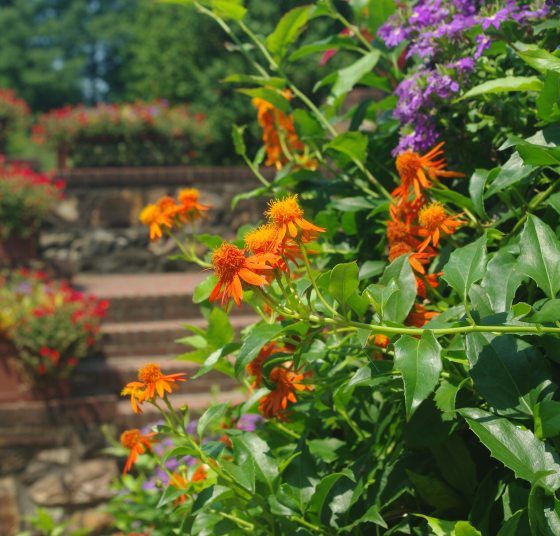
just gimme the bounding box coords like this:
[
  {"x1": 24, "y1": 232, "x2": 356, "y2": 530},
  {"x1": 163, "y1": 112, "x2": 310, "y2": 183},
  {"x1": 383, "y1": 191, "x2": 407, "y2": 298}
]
[{"x1": 41, "y1": 166, "x2": 270, "y2": 274}]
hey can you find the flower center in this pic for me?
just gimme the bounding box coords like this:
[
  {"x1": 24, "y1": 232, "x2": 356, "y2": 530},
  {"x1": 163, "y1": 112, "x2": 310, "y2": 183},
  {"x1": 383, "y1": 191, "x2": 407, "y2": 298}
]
[
  {"x1": 388, "y1": 241, "x2": 413, "y2": 261},
  {"x1": 212, "y1": 243, "x2": 246, "y2": 280},
  {"x1": 244, "y1": 224, "x2": 277, "y2": 253},
  {"x1": 120, "y1": 429, "x2": 141, "y2": 449},
  {"x1": 396, "y1": 151, "x2": 422, "y2": 182},
  {"x1": 418, "y1": 202, "x2": 447, "y2": 231},
  {"x1": 178, "y1": 188, "x2": 200, "y2": 206},
  {"x1": 266, "y1": 194, "x2": 304, "y2": 225},
  {"x1": 138, "y1": 363, "x2": 163, "y2": 383}
]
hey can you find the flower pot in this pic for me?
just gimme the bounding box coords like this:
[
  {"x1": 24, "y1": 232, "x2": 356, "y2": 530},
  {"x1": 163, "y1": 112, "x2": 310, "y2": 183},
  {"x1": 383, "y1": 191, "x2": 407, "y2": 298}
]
[
  {"x1": 0, "y1": 338, "x2": 27, "y2": 402},
  {"x1": 0, "y1": 338, "x2": 72, "y2": 403},
  {"x1": 0, "y1": 233, "x2": 37, "y2": 267}
]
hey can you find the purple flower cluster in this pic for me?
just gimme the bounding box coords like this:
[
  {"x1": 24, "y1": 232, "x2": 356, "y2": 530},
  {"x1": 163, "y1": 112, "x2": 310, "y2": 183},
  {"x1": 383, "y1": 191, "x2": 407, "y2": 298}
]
[{"x1": 379, "y1": 0, "x2": 553, "y2": 154}]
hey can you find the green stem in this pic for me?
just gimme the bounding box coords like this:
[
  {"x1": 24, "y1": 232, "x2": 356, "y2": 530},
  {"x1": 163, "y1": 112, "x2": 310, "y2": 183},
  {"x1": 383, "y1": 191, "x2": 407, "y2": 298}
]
[
  {"x1": 289, "y1": 516, "x2": 326, "y2": 534},
  {"x1": 211, "y1": 510, "x2": 254, "y2": 531},
  {"x1": 299, "y1": 244, "x2": 340, "y2": 318}
]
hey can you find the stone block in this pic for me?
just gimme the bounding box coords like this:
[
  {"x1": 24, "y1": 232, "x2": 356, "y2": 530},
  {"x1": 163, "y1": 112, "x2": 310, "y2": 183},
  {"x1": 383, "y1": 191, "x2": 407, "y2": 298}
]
[{"x1": 0, "y1": 477, "x2": 20, "y2": 536}]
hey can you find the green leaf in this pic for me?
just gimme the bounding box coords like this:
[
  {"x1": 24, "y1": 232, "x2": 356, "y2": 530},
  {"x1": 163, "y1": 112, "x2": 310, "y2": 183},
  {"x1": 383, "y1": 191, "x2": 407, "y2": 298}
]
[
  {"x1": 367, "y1": 0, "x2": 396, "y2": 33},
  {"x1": 221, "y1": 459, "x2": 255, "y2": 493},
  {"x1": 266, "y1": 5, "x2": 312, "y2": 60},
  {"x1": 211, "y1": 0, "x2": 246, "y2": 20},
  {"x1": 193, "y1": 343, "x2": 237, "y2": 379},
  {"x1": 458, "y1": 76, "x2": 543, "y2": 101},
  {"x1": 469, "y1": 169, "x2": 492, "y2": 218},
  {"x1": 330, "y1": 196, "x2": 377, "y2": 212},
  {"x1": 289, "y1": 36, "x2": 362, "y2": 61},
  {"x1": 378, "y1": 254, "x2": 416, "y2": 323},
  {"x1": 328, "y1": 262, "x2": 359, "y2": 308},
  {"x1": 497, "y1": 509, "x2": 529, "y2": 536},
  {"x1": 517, "y1": 214, "x2": 560, "y2": 298},
  {"x1": 324, "y1": 131, "x2": 368, "y2": 162},
  {"x1": 434, "y1": 378, "x2": 466, "y2": 420},
  {"x1": 415, "y1": 516, "x2": 482, "y2": 536},
  {"x1": 481, "y1": 250, "x2": 525, "y2": 313},
  {"x1": 197, "y1": 402, "x2": 229, "y2": 438},
  {"x1": 534, "y1": 20, "x2": 560, "y2": 34},
  {"x1": 528, "y1": 483, "x2": 560, "y2": 536},
  {"x1": 331, "y1": 50, "x2": 380, "y2": 98},
  {"x1": 393, "y1": 331, "x2": 442, "y2": 419},
  {"x1": 207, "y1": 307, "x2": 234, "y2": 348},
  {"x1": 537, "y1": 71, "x2": 560, "y2": 123},
  {"x1": 547, "y1": 192, "x2": 560, "y2": 215},
  {"x1": 358, "y1": 260, "x2": 386, "y2": 280},
  {"x1": 293, "y1": 109, "x2": 323, "y2": 141},
  {"x1": 485, "y1": 152, "x2": 535, "y2": 198},
  {"x1": 525, "y1": 299, "x2": 560, "y2": 323},
  {"x1": 469, "y1": 334, "x2": 547, "y2": 416},
  {"x1": 408, "y1": 471, "x2": 464, "y2": 511},
  {"x1": 516, "y1": 45, "x2": 560, "y2": 74},
  {"x1": 282, "y1": 444, "x2": 318, "y2": 514},
  {"x1": 341, "y1": 504, "x2": 387, "y2": 531},
  {"x1": 517, "y1": 143, "x2": 560, "y2": 165},
  {"x1": 232, "y1": 433, "x2": 279, "y2": 490},
  {"x1": 193, "y1": 274, "x2": 219, "y2": 304},
  {"x1": 459, "y1": 408, "x2": 560, "y2": 492},
  {"x1": 442, "y1": 234, "x2": 487, "y2": 304},
  {"x1": 534, "y1": 400, "x2": 560, "y2": 439},
  {"x1": 235, "y1": 322, "x2": 284, "y2": 375}
]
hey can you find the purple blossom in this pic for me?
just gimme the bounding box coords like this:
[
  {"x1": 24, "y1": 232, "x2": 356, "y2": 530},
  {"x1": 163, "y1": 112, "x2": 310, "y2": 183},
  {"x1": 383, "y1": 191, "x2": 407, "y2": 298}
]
[
  {"x1": 479, "y1": 4, "x2": 516, "y2": 30},
  {"x1": 474, "y1": 34, "x2": 492, "y2": 58},
  {"x1": 237, "y1": 413, "x2": 262, "y2": 432}
]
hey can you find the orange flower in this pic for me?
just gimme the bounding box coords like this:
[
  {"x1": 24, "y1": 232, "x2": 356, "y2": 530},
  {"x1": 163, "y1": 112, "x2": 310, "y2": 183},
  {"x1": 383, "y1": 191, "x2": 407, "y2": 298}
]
[
  {"x1": 405, "y1": 303, "x2": 439, "y2": 327},
  {"x1": 393, "y1": 142, "x2": 464, "y2": 200},
  {"x1": 244, "y1": 223, "x2": 302, "y2": 271},
  {"x1": 246, "y1": 342, "x2": 286, "y2": 389},
  {"x1": 139, "y1": 204, "x2": 174, "y2": 241},
  {"x1": 265, "y1": 194, "x2": 325, "y2": 245},
  {"x1": 209, "y1": 242, "x2": 274, "y2": 307},
  {"x1": 416, "y1": 272, "x2": 441, "y2": 299},
  {"x1": 157, "y1": 195, "x2": 180, "y2": 214},
  {"x1": 175, "y1": 188, "x2": 211, "y2": 223},
  {"x1": 191, "y1": 464, "x2": 208, "y2": 482},
  {"x1": 120, "y1": 383, "x2": 146, "y2": 414},
  {"x1": 169, "y1": 472, "x2": 189, "y2": 504},
  {"x1": 388, "y1": 241, "x2": 437, "y2": 274},
  {"x1": 253, "y1": 90, "x2": 304, "y2": 170},
  {"x1": 417, "y1": 201, "x2": 464, "y2": 249},
  {"x1": 373, "y1": 334, "x2": 390, "y2": 348},
  {"x1": 137, "y1": 363, "x2": 187, "y2": 399},
  {"x1": 258, "y1": 366, "x2": 313, "y2": 420},
  {"x1": 120, "y1": 428, "x2": 156, "y2": 474}
]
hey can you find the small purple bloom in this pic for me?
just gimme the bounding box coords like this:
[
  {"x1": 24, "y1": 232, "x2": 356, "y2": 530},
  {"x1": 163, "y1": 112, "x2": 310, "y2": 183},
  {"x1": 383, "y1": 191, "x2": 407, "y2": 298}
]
[{"x1": 237, "y1": 413, "x2": 263, "y2": 432}]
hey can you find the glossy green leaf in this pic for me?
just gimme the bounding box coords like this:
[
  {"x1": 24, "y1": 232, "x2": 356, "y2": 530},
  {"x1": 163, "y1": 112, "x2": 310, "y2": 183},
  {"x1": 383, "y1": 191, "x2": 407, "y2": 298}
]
[
  {"x1": 358, "y1": 260, "x2": 386, "y2": 280},
  {"x1": 496, "y1": 509, "x2": 530, "y2": 536},
  {"x1": 547, "y1": 192, "x2": 560, "y2": 215},
  {"x1": 408, "y1": 471, "x2": 464, "y2": 511},
  {"x1": 528, "y1": 483, "x2": 560, "y2": 536},
  {"x1": 232, "y1": 433, "x2": 279, "y2": 490},
  {"x1": 197, "y1": 402, "x2": 229, "y2": 438},
  {"x1": 231, "y1": 124, "x2": 247, "y2": 156},
  {"x1": 266, "y1": 5, "x2": 312, "y2": 60},
  {"x1": 485, "y1": 152, "x2": 535, "y2": 198},
  {"x1": 211, "y1": 0, "x2": 246, "y2": 20},
  {"x1": 207, "y1": 307, "x2": 234, "y2": 348},
  {"x1": 517, "y1": 143, "x2": 560, "y2": 165},
  {"x1": 308, "y1": 473, "x2": 346, "y2": 515},
  {"x1": 378, "y1": 254, "x2": 416, "y2": 323},
  {"x1": 525, "y1": 299, "x2": 560, "y2": 323},
  {"x1": 289, "y1": 36, "x2": 362, "y2": 61},
  {"x1": 460, "y1": 408, "x2": 560, "y2": 492},
  {"x1": 221, "y1": 459, "x2": 255, "y2": 493},
  {"x1": 416, "y1": 515, "x2": 481, "y2": 536},
  {"x1": 481, "y1": 250, "x2": 525, "y2": 313},
  {"x1": 331, "y1": 50, "x2": 380, "y2": 98},
  {"x1": 517, "y1": 214, "x2": 560, "y2": 298},
  {"x1": 442, "y1": 234, "x2": 487, "y2": 304},
  {"x1": 235, "y1": 322, "x2": 284, "y2": 375},
  {"x1": 516, "y1": 46, "x2": 560, "y2": 74},
  {"x1": 469, "y1": 168, "x2": 492, "y2": 217},
  {"x1": 193, "y1": 274, "x2": 219, "y2": 304},
  {"x1": 324, "y1": 131, "x2": 368, "y2": 162},
  {"x1": 394, "y1": 331, "x2": 442, "y2": 419},
  {"x1": 534, "y1": 400, "x2": 560, "y2": 439},
  {"x1": 537, "y1": 71, "x2": 560, "y2": 123},
  {"x1": 458, "y1": 76, "x2": 543, "y2": 101},
  {"x1": 367, "y1": 0, "x2": 396, "y2": 33},
  {"x1": 328, "y1": 262, "x2": 359, "y2": 307},
  {"x1": 469, "y1": 334, "x2": 547, "y2": 415}
]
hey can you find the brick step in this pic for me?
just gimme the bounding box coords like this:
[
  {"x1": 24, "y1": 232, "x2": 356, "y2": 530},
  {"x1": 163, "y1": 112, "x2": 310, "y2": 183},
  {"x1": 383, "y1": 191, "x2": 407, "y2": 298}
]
[
  {"x1": 101, "y1": 315, "x2": 258, "y2": 357},
  {"x1": 72, "y1": 355, "x2": 238, "y2": 396},
  {"x1": 116, "y1": 390, "x2": 246, "y2": 428},
  {"x1": 75, "y1": 272, "x2": 252, "y2": 323}
]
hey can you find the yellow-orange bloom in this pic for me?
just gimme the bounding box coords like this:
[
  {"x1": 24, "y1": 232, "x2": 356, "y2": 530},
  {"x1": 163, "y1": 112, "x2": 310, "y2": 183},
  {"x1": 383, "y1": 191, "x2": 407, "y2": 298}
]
[
  {"x1": 209, "y1": 242, "x2": 274, "y2": 307},
  {"x1": 139, "y1": 204, "x2": 173, "y2": 241},
  {"x1": 137, "y1": 362, "x2": 187, "y2": 399},
  {"x1": 417, "y1": 201, "x2": 464, "y2": 249},
  {"x1": 265, "y1": 194, "x2": 325, "y2": 245},
  {"x1": 244, "y1": 223, "x2": 302, "y2": 272},
  {"x1": 393, "y1": 142, "x2": 464, "y2": 200},
  {"x1": 120, "y1": 428, "x2": 156, "y2": 474},
  {"x1": 253, "y1": 90, "x2": 304, "y2": 170},
  {"x1": 120, "y1": 383, "x2": 146, "y2": 414},
  {"x1": 258, "y1": 367, "x2": 313, "y2": 420},
  {"x1": 176, "y1": 188, "x2": 211, "y2": 223}
]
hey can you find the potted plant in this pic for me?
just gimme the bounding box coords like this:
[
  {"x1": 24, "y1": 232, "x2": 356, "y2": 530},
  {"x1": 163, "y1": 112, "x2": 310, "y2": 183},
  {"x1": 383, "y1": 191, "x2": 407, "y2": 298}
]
[
  {"x1": 0, "y1": 158, "x2": 64, "y2": 266},
  {"x1": 0, "y1": 88, "x2": 29, "y2": 154},
  {"x1": 0, "y1": 269, "x2": 108, "y2": 402}
]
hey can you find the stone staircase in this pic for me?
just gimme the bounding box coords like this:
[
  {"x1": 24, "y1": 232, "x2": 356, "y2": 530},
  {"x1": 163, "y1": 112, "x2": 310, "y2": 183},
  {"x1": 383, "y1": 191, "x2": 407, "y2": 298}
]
[{"x1": 72, "y1": 272, "x2": 253, "y2": 424}]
